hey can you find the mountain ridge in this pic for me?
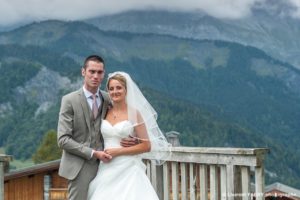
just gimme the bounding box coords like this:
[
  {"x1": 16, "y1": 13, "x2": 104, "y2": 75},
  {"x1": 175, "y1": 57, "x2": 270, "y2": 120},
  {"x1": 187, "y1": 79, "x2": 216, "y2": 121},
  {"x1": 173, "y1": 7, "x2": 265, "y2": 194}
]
[
  {"x1": 86, "y1": 10, "x2": 300, "y2": 69},
  {"x1": 0, "y1": 19, "x2": 299, "y2": 186}
]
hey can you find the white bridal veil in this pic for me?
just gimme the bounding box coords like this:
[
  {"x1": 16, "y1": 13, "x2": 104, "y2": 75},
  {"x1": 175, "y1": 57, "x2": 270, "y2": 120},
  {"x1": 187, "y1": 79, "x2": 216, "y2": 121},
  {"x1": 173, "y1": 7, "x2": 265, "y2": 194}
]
[{"x1": 107, "y1": 71, "x2": 172, "y2": 164}]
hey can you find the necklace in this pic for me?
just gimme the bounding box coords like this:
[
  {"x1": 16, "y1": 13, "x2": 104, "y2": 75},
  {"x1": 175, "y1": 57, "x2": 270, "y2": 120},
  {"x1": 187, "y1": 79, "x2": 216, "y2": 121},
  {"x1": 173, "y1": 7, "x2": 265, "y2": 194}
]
[
  {"x1": 112, "y1": 110, "x2": 118, "y2": 120},
  {"x1": 111, "y1": 104, "x2": 126, "y2": 120}
]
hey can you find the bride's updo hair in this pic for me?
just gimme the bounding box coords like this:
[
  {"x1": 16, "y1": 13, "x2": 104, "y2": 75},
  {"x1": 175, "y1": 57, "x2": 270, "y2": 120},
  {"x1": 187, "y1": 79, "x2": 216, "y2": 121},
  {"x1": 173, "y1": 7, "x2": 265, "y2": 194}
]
[{"x1": 107, "y1": 73, "x2": 127, "y2": 90}]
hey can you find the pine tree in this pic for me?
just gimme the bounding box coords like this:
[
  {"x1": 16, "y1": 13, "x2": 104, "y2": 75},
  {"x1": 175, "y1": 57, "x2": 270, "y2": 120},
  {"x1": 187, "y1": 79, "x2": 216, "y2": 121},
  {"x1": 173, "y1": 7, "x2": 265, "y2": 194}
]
[{"x1": 32, "y1": 130, "x2": 61, "y2": 163}]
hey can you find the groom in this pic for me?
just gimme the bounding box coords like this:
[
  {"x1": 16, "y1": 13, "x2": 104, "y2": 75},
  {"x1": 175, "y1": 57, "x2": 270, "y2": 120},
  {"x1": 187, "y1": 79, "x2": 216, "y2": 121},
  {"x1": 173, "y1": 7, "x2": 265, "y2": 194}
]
[{"x1": 57, "y1": 55, "x2": 113, "y2": 200}]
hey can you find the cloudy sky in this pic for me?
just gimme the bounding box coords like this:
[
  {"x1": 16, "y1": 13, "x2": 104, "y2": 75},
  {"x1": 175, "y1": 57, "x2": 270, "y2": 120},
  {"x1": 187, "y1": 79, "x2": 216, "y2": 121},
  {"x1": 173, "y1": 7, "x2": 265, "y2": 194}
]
[{"x1": 1, "y1": 0, "x2": 300, "y2": 27}]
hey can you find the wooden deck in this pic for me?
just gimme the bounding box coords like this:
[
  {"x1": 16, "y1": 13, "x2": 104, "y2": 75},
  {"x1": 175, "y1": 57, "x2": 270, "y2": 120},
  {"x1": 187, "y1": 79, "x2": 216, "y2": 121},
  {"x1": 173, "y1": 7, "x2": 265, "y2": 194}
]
[{"x1": 1, "y1": 147, "x2": 269, "y2": 200}]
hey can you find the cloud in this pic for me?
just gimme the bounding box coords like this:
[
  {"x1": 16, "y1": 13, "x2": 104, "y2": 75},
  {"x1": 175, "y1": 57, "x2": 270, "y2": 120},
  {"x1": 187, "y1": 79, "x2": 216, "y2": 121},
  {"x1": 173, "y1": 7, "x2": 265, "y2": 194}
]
[
  {"x1": 1, "y1": 0, "x2": 299, "y2": 27},
  {"x1": 288, "y1": 0, "x2": 300, "y2": 17},
  {"x1": 251, "y1": 0, "x2": 300, "y2": 18}
]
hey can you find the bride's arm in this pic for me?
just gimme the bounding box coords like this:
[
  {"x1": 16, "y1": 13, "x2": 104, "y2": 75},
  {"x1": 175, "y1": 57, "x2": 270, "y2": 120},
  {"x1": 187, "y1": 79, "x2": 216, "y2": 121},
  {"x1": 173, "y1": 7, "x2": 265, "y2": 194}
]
[{"x1": 105, "y1": 120, "x2": 151, "y2": 158}]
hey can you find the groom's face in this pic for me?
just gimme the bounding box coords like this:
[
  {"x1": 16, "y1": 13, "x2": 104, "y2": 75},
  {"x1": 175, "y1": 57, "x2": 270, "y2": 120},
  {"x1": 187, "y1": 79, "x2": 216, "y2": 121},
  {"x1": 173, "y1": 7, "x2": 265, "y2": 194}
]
[{"x1": 82, "y1": 60, "x2": 105, "y2": 93}]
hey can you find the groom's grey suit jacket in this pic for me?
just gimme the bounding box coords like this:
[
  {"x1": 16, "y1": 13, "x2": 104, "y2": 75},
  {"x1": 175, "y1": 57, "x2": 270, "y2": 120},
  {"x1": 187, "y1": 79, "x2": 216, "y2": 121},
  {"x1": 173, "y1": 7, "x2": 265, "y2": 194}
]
[{"x1": 57, "y1": 88, "x2": 110, "y2": 180}]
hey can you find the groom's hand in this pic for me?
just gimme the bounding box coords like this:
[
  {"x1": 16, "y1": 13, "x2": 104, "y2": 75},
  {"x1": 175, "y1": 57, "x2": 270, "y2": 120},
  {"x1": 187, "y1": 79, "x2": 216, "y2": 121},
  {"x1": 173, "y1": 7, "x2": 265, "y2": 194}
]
[
  {"x1": 120, "y1": 135, "x2": 140, "y2": 147},
  {"x1": 93, "y1": 151, "x2": 112, "y2": 162}
]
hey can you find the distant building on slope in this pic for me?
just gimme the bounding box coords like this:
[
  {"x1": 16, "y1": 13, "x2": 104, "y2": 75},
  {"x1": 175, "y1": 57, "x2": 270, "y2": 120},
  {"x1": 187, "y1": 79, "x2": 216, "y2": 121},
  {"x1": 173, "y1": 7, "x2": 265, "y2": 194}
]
[
  {"x1": 166, "y1": 131, "x2": 181, "y2": 146},
  {"x1": 265, "y1": 182, "x2": 300, "y2": 200}
]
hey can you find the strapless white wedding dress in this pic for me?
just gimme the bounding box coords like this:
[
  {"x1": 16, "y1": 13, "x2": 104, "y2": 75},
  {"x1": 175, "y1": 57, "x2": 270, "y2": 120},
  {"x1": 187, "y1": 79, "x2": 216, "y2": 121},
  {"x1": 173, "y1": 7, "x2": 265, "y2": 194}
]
[{"x1": 87, "y1": 120, "x2": 159, "y2": 200}]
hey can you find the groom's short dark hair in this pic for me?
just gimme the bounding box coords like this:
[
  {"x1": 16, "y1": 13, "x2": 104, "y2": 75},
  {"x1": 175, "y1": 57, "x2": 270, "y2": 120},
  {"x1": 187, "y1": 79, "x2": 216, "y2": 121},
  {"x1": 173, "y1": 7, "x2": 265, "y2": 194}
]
[{"x1": 83, "y1": 55, "x2": 105, "y2": 69}]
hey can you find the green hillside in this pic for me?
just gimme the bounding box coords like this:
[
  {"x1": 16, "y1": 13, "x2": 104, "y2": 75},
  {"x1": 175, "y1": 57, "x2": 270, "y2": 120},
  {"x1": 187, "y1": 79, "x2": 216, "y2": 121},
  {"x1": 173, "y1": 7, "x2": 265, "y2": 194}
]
[{"x1": 0, "y1": 20, "x2": 300, "y2": 187}]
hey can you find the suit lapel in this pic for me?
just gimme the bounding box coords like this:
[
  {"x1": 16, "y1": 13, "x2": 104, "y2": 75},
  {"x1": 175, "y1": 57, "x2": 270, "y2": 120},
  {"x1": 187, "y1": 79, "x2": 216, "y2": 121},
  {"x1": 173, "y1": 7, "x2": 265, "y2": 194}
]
[{"x1": 78, "y1": 88, "x2": 91, "y2": 131}]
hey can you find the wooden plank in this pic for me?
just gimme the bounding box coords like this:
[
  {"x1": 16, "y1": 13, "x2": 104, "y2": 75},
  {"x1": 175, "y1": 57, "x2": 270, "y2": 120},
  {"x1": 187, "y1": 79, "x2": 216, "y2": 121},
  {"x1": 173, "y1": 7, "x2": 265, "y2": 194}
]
[
  {"x1": 199, "y1": 165, "x2": 208, "y2": 200},
  {"x1": 51, "y1": 171, "x2": 68, "y2": 188},
  {"x1": 234, "y1": 166, "x2": 242, "y2": 200},
  {"x1": 255, "y1": 166, "x2": 265, "y2": 200},
  {"x1": 220, "y1": 165, "x2": 227, "y2": 200},
  {"x1": 144, "y1": 152, "x2": 259, "y2": 166},
  {"x1": 14, "y1": 177, "x2": 24, "y2": 199},
  {"x1": 28, "y1": 175, "x2": 34, "y2": 200},
  {"x1": 189, "y1": 163, "x2": 196, "y2": 200},
  {"x1": 171, "y1": 162, "x2": 179, "y2": 200},
  {"x1": 4, "y1": 181, "x2": 8, "y2": 200},
  {"x1": 163, "y1": 162, "x2": 169, "y2": 200},
  {"x1": 0, "y1": 162, "x2": 3, "y2": 200},
  {"x1": 146, "y1": 160, "x2": 151, "y2": 180},
  {"x1": 142, "y1": 148, "x2": 269, "y2": 165},
  {"x1": 210, "y1": 165, "x2": 218, "y2": 200},
  {"x1": 151, "y1": 161, "x2": 157, "y2": 191},
  {"x1": 226, "y1": 165, "x2": 234, "y2": 200},
  {"x1": 4, "y1": 159, "x2": 59, "y2": 181},
  {"x1": 5, "y1": 173, "x2": 45, "y2": 200},
  {"x1": 241, "y1": 166, "x2": 250, "y2": 200},
  {"x1": 180, "y1": 163, "x2": 188, "y2": 200},
  {"x1": 167, "y1": 147, "x2": 268, "y2": 155},
  {"x1": 35, "y1": 174, "x2": 44, "y2": 200},
  {"x1": 154, "y1": 163, "x2": 164, "y2": 200},
  {"x1": 50, "y1": 188, "x2": 68, "y2": 200},
  {"x1": 6, "y1": 180, "x2": 15, "y2": 200}
]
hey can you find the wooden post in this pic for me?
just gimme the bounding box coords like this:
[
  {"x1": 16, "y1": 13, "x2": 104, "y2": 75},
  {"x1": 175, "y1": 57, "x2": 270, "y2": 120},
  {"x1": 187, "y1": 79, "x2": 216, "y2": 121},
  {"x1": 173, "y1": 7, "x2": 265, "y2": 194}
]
[
  {"x1": 226, "y1": 165, "x2": 235, "y2": 200},
  {"x1": 189, "y1": 163, "x2": 196, "y2": 200},
  {"x1": 0, "y1": 154, "x2": 12, "y2": 200},
  {"x1": 163, "y1": 162, "x2": 170, "y2": 200},
  {"x1": 44, "y1": 175, "x2": 51, "y2": 200},
  {"x1": 210, "y1": 165, "x2": 218, "y2": 200},
  {"x1": 151, "y1": 161, "x2": 164, "y2": 200},
  {"x1": 171, "y1": 162, "x2": 179, "y2": 200},
  {"x1": 255, "y1": 165, "x2": 265, "y2": 200},
  {"x1": 180, "y1": 163, "x2": 188, "y2": 200},
  {"x1": 241, "y1": 166, "x2": 251, "y2": 200},
  {"x1": 0, "y1": 162, "x2": 3, "y2": 200},
  {"x1": 235, "y1": 166, "x2": 242, "y2": 200},
  {"x1": 220, "y1": 165, "x2": 227, "y2": 200},
  {"x1": 200, "y1": 165, "x2": 208, "y2": 200}
]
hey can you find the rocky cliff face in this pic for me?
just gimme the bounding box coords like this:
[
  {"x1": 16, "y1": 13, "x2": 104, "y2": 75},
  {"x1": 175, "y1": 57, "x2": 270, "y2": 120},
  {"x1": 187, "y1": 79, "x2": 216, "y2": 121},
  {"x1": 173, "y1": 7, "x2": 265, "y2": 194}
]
[
  {"x1": 4, "y1": 67, "x2": 80, "y2": 118},
  {"x1": 87, "y1": 9, "x2": 300, "y2": 69}
]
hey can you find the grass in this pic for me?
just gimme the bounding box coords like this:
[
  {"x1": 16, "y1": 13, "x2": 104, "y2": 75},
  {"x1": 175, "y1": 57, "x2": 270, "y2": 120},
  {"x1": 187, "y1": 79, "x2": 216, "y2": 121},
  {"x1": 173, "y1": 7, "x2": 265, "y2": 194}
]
[
  {"x1": 0, "y1": 147, "x2": 5, "y2": 154},
  {"x1": 10, "y1": 159, "x2": 35, "y2": 170},
  {"x1": 1, "y1": 147, "x2": 35, "y2": 170}
]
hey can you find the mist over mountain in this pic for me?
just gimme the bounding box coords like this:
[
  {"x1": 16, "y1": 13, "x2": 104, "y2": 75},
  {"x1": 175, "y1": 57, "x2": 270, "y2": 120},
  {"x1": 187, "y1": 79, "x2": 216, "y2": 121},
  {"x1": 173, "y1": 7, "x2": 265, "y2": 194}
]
[
  {"x1": 0, "y1": 16, "x2": 300, "y2": 187},
  {"x1": 86, "y1": 8, "x2": 300, "y2": 71}
]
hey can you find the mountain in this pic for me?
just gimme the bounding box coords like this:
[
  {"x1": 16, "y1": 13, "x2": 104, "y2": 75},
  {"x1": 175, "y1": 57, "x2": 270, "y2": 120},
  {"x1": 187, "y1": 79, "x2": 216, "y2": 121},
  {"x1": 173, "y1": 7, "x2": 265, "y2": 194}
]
[
  {"x1": 0, "y1": 20, "x2": 300, "y2": 187},
  {"x1": 86, "y1": 9, "x2": 300, "y2": 70}
]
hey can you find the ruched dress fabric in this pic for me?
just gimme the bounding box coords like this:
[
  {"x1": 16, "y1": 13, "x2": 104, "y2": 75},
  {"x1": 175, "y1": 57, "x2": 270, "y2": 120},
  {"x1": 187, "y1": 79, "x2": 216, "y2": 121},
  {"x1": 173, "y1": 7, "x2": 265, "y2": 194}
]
[{"x1": 87, "y1": 120, "x2": 159, "y2": 200}]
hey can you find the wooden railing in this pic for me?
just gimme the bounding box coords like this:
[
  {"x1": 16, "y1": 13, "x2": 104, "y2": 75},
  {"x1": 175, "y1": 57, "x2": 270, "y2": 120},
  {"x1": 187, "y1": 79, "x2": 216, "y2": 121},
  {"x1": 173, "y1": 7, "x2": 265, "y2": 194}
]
[
  {"x1": 142, "y1": 147, "x2": 269, "y2": 200},
  {"x1": 1, "y1": 147, "x2": 268, "y2": 200},
  {"x1": 0, "y1": 154, "x2": 12, "y2": 200}
]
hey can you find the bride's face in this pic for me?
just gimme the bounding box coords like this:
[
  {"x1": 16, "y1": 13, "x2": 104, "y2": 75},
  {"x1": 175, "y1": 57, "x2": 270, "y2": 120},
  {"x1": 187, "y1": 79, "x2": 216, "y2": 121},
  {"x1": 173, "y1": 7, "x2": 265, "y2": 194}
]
[{"x1": 108, "y1": 79, "x2": 127, "y2": 103}]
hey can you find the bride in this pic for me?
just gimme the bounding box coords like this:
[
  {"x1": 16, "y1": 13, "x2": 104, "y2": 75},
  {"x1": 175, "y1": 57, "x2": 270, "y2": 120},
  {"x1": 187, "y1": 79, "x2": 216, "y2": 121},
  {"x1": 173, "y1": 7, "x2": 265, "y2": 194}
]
[{"x1": 87, "y1": 71, "x2": 171, "y2": 200}]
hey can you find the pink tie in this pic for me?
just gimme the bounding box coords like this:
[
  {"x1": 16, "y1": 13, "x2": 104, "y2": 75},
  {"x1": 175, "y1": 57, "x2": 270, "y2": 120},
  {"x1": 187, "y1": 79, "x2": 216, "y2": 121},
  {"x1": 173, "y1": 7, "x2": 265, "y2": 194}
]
[{"x1": 91, "y1": 94, "x2": 98, "y2": 119}]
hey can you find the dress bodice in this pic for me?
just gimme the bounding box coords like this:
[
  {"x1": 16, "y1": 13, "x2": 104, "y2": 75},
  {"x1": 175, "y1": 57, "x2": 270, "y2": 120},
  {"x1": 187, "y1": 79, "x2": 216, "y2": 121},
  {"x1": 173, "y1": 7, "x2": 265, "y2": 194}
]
[
  {"x1": 88, "y1": 119, "x2": 158, "y2": 200},
  {"x1": 101, "y1": 120, "x2": 134, "y2": 148}
]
